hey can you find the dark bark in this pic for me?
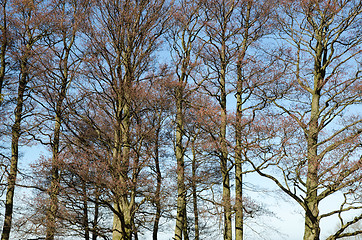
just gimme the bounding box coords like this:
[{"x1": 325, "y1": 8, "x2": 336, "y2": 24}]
[
  {"x1": 191, "y1": 140, "x2": 199, "y2": 240},
  {"x1": 92, "y1": 190, "x2": 100, "y2": 240},
  {"x1": 45, "y1": 26, "x2": 75, "y2": 239},
  {"x1": 82, "y1": 183, "x2": 90, "y2": 240},
  {"x1": 220, "y1": 23, "x2": 231, "y2": 240},
  {"x1": 0, "y1": 0, "x2": 7, "y2": 103},
  {"x1": 1, "y1": 58, "x2": 28, "y2": 240},
  {"x1": 153, "y1": 127, "x2": 162, "y2": 240}
]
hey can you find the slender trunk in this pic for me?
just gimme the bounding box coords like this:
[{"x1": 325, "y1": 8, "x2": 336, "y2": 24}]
[
  {"x1": 174, "y1": 86, "x2": 186, "y2": 240},
  {"x1": 191, "y1": 140, "x2": 199, "y2": 240},
  {"x1": 0, "y1": 0, "x2": 7, "y2": 103},
  {"x1": 45, "y1": 41, "x2": 72, "y2": 239},
  {"x1": 112, "y1": 115, "x2": 123, "y2": 240},
  {"x1": 92, "y1": 191, "x2": 99, "y2": 240},
  {"x1": 235, "y1": 4, "x2": 251, "y2": 239},
  {"x1": 45, "y1": 140, "x2": 60, "y2": 240},
  {"x1": 1, "y1": 59, "x2": 27, "y2": 240},
  {"x1": 45, "y1": 109, "x2": 62, "y2": 240},
  {"x1": 220, "y1": 34, "x2": 231, "y2": 240},
  {"x1": 220, "y1": 98, "x2": 231, "y2": 240},
  {"x1": 153, "y1": 127, "x2": 161, "y2": 240},
  {"x1": 131, "y1": 148, "x2": 139, "y2": 240},
  {"x1": 235, "y1": 69, "x2": 243, "y2": 240},
  {"x1": 182, "y1": 206, "x2": 189, "y2": 240},
  {"x1": 82, "y1": 182, "x2": 90, "y2": 240}
]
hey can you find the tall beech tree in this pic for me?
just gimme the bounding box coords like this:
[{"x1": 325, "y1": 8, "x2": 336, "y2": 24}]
[
  {"x1": 65, "y1": 74, "x2": 176, "y2": 240},
  {"x1": 1, "y1": 0, "x2": 47, "y2": 238},
  {"x1": 167, "y1": 1, "x2": 205, "y2": 239},
  {"x1": 201, "y1": 1, "x2": 238, "y2": 239},
  {"x1": 233, "y1": 1, "x2": 273, "y2": 239},
  {"x1": 82, "y1": 0, "x2": 170, "y2": 239},
  {"x1": 28, "y1": 0, "x2": 88, "y2": 238},
  {"x1": 252, "y1": 1, "x2": 362, "y2": 240}
]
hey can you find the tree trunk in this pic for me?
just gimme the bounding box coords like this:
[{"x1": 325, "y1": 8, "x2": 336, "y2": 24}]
[
  {"x1": 182, "y1": 206, "x2": 189, "y2": 240},
  {"x1": 1, "y1": 59, "x2": 27, "y2": 240},
  {"x1": 235, "y1": 69, "x2": 244, "y2": 240},
  {"x1": 303, "y1": 32, "x2": 325, "y2": 240},
  {"x1": 113, "y1": 198, "x2": 133, "y2": 240},
  {"x1": 234, "y1": 4, "x2": 251, "y2": 238},
  {"x1": 153, "y1": 127, "x2": 161, "y2": 240},
  {"x1": 45, "y1": 108, "x2": 62, "y2": 240},
  {"x1": 303, "y1": 89, "x2": 321, "y2": 240},
  {"x1": 45, "y1": 40, "x2": 72, "y2": 239},
  {"x1": 92, "y1": 191, "x2": 99, "y2": 240},
  {"x1": 235, "y1": 72, "x2": 243, "y2": 240},
  {"x1": 174, "y1": 87, "x2": 187, "y2": 240},
  {"x1": 113, "y1": 79, "x2": 133, "y2": 240},
  {"x1": 82, "y1": 182, "x2": 90, "y2": 240},
  {"x1": 191, "y1": 140, "x2": 199, "y2": 240},
  {"x1": 220, "y1": 35, "x2": 232, "y2": 240},
  {"x1": 0, "y1": 0, "x2": 7, "y2": 104},
  {"x1": 303, "y1": 91, "x2": 321, "y2": 240},
  {"x1": 45, "y1": 153, "x2": 60, "y2": 240}
]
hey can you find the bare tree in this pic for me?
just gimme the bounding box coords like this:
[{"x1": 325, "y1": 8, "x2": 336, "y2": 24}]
[
  {"x1": 201, "y1": 1, "x2": 239, "y2": 239},
  {"x1": 27, "y1": 0, "x2": 89, "y2": 238},
  {"x1": 252, "y1": 1, "x2": 362, "y2": 239},
  {"x1": 233, "y1": 1, "x2": 273, "y2": 239},
  {"x1": 79, "y1": 0, "x2": 171, "y2": 239},
  {"x1": 1, "y1": 0, "x2": 48, "y2": 238},
  {"x1": 166, "y1": 1, "x2": 205, "y2": 239}
]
